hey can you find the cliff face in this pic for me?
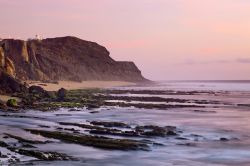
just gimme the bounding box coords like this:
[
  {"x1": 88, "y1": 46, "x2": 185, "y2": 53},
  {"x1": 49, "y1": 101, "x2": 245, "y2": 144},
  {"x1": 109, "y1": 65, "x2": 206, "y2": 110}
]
[{"x1": 0, "y1": 36, "x2": 146, "y2": 82}]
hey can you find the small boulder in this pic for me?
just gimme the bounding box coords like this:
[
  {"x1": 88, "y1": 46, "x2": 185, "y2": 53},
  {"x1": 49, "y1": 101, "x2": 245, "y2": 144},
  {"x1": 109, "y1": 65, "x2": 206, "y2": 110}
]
[
  {"x1": 28, "y1": 85, "x2": 50, "y2": 98},
  {"x1": 29, "y1": 85, "x2": 46, "y2": 94},
  {"x1": 0, "y1": 100, "x2": 7, "y2": 110},
  {"x1": 46, "y1": 91, "x2": 56, "y2": 99},
  {"x1": 57, "y1": 88, "x2": 67, "y2": 101},
  {"x1": 87, "y1": 103, "x2": 100, "y2": 109}
]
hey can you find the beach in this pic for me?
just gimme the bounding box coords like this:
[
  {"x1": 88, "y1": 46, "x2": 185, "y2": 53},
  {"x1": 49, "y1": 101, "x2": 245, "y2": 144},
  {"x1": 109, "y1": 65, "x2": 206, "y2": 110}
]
[
  {"x1": 0, "y1": 81, "x2": 135, "y2": 102},
  {"x1": 27, "y1": 81, "x2": 136, "y2": 91},
  {"x1": 0, "y1": 95, "x2": 20, "y2": 102}
]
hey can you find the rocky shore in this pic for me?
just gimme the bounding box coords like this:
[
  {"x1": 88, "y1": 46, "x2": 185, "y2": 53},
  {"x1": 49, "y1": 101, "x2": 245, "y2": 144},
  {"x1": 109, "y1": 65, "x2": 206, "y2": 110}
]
[
  {"x1": 0, "y1": 85, "x2": 230, "y2": 112},
  {"x1": 0, "y1": 81, "x2": 249, "y2": 165},
  {"x1": 0, "y1": 86, "x2": 184, "y2": 164}
]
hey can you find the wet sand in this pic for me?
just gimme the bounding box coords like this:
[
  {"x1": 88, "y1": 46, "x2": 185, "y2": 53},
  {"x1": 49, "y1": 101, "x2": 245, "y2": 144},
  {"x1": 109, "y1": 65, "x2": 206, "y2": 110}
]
[{"x1": 0, "y1": 95, "x2": 20, "y2": 102}]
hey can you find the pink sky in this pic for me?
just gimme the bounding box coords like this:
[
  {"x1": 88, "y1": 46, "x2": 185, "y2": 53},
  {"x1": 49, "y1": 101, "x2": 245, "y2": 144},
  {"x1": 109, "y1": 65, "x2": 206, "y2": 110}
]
[{"x1": 0, "y1": 0, "x2": 249, "y2": 80}]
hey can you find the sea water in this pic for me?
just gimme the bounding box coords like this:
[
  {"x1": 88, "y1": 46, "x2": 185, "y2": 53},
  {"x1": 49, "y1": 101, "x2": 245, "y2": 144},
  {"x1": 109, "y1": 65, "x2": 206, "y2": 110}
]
[{"x1": 1, "y1": 81, "x2": 250, "y2": 166}]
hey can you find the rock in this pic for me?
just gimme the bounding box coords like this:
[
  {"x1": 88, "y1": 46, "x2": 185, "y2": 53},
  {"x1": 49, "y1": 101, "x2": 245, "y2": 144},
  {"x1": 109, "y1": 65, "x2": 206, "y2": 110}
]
[
  {"x1": 6, "y1": 99, "x2": 18, "y2": 107},
  {"x1": 29, "y1": 85, "x2": 44, "y2": 93},
  {"x1": 28, "y1": 85, "x2": 56, "y2": 100},
  {"x1": 46, "y1": 91, "x2": 56, "y2": 99},
  {"x1": 177, "y1": 143, "x2": 196, "y2": 146},
  {"x1": 28, "y1": 85, "x2": 51, "y2": 99},
  {"x1": 38, "y1": 125, "x2": 50, "y2": 128},
  {"x1": 0, "y1": 100, "x2": 7, "y2": 110},
  {"x1": 57, "y1": 88, "x2": 67, "y2": 101},
  {"x1": 21, "y1": 144, "x2": 36, "y2": 148},
  {"x1": 167, "y1": 130, "x2": 178, "y2": 136},
  {"x1": 136, "y1": 125, "x2": 178, "y2": 137},
  {"x1": 89, "y1": 111, "x2": 99, "y2": 114},
  {"x1": 26, "y1": 129, "x2": 149, "y2": 151},
  {"x1": 68, "y1": 108, "x2": 81, "y2": 112},
  {"x1": 104, "y1": 101, "x2": 204, "y2": 110},
  {"x1": 90, "y1": 121, "x2": 131, "y2": 128},
  {"x1": 220, "y1": 137, "x2": 229, "y2": 141},
  {"x1": 237, "y1": 104, "x2": 250, "y2": 107},
  {"x1": 0, "y1": 141, "x2": 8, "y2": 147},
  {"x1": 0, "y1": 152, "x2": 8, "y2": 158},
  {"x1": 64, "y1": 128, "x2": 79, "y2": 132},
  {"x1": 59, "y1": 122, "x2": 105, "y2": 130},
  {"x1": 60, "y1": 121, "x2": 179, "y2": 138},
  {"x1": 0, "y1": 69, "x2": 27, "y2": 94},
  {"x1": 86, "y1": 103, "x2": 100, "y2": 109},
  {"x1": 175, "y1": 137, "x2": 189, "y2": 140},
  {"x1": 5, "y1": 134, "x2": 47, "y2": 144},
  {"x1": 89, "y1": 129, "x2": 140, "y2": 137},
  {"x1": 9, "y1": 148, "x2": 72, "y2": 161}
]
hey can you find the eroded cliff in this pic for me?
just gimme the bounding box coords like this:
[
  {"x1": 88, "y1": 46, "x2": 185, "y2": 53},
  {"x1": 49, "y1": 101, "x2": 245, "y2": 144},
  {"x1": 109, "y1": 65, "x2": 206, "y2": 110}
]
[{"x1": 0, "y1": 36, "x2": 147, "y2": 82}]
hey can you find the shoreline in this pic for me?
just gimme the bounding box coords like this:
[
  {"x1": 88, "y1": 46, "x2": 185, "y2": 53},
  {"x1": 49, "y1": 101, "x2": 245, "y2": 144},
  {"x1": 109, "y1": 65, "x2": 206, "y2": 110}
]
[
  {"x1": 27, "y1": 81, "x2": 136, "y2": 91},
  {"x1": 0, "y1": 80, "x2": 136, "y2": 102}
]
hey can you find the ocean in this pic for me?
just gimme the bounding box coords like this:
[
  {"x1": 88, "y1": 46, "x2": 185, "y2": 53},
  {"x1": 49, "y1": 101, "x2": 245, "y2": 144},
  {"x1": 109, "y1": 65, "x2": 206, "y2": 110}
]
[
  {"x1": 1, "y1": 81, "x2": 250, "y2": 165},
  {"x1": 119, "y1": 80, "x2": 250, "y2": 91}
]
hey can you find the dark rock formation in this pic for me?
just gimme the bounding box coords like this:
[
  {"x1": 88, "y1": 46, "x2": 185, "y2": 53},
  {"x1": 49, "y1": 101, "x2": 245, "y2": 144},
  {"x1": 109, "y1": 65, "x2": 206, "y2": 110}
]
[
  {"x1": 0, "y1": 69, "x2": 27, "y2": 94},
  {"x1": 57, "y1": 88, "x2": 67, "y2": 101},
  {"x1": 28, "y1": 85, "x2": 50, "y2": 98},
  {"x1": 0, "y1": 36, "x2": 147, "y2": 82},
  {"x1": 0, "y1": 100, "x2": 7, "y2": 110}
]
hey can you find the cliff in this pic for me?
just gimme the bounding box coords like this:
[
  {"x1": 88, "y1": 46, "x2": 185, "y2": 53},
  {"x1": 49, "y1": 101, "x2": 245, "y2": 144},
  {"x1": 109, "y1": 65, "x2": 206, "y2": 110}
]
[{"x1": 0, "y1": 36, "x2": 147, "y2": 82}]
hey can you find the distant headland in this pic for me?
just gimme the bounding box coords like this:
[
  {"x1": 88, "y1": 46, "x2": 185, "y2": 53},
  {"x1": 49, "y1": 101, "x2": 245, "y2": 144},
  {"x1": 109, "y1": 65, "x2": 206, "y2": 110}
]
[{"x1": 0, "y1": 36, "x2": 148, "y2": 94}]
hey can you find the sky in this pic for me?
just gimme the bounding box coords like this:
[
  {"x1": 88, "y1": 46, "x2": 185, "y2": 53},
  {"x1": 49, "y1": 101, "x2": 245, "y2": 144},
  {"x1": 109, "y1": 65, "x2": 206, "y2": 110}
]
[{"x1": 0, "y1": 0, "x2": 249, "y2": 80}]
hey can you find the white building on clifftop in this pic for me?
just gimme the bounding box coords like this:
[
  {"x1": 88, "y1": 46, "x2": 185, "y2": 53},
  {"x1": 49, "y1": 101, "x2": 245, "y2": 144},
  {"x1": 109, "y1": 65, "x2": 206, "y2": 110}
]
[
  {"x1": 28, "y1": 34, "x2": 43, "y2": 41},
  {"x1": 35, "y1": 34, "x2": 43, "y2": 40}
]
